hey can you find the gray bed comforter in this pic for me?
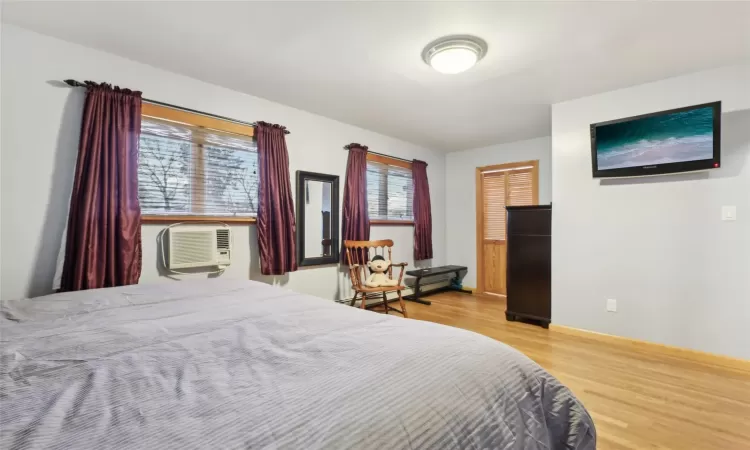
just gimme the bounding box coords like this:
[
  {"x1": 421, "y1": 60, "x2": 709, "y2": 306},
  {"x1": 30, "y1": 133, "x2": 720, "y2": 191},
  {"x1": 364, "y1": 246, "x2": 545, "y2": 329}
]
[{"x1": 1, "y1": 279, "x2": 595, "y2": 449}]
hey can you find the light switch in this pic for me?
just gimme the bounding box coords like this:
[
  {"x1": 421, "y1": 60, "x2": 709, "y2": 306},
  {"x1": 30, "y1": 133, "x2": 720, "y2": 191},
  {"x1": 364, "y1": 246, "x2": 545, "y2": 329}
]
[{"x1": 722, "y1": 206, "x2": 737, "y2": 221}]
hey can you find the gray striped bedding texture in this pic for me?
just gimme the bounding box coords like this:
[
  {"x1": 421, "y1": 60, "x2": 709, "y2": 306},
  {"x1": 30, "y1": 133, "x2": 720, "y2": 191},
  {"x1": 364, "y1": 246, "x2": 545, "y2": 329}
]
[{"x1": 1, "y1": 279, "x2": 595, "y2": 449}]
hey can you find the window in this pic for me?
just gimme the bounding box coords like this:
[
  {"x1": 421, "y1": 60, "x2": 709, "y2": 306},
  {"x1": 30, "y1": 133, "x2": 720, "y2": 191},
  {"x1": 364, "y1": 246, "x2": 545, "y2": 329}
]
[
  {"x1": 366, "y1": 154, "x2": 414, "y2": 223},
  {"x1": 138, "y1": 104, "x2": 259, "y2": 222}
]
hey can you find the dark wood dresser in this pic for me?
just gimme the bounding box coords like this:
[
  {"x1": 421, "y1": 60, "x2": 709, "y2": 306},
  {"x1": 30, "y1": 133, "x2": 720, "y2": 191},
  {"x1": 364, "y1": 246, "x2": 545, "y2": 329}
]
[{"x1": 505, "y1": 204, "x2": 551, "y2": 328}]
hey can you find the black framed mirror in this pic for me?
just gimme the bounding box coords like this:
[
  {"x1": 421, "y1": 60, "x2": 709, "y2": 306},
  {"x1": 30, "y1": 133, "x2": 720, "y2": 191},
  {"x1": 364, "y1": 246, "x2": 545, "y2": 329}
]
[{"x1": 296, "y1": 171, "x2": 340, "y2": 267}]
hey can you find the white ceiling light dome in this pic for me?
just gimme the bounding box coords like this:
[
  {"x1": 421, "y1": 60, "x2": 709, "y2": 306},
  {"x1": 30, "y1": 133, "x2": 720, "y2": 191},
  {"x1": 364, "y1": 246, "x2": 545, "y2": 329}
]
[{"x1": 422, "y1": 35, "x2": 488, "y2": 74}]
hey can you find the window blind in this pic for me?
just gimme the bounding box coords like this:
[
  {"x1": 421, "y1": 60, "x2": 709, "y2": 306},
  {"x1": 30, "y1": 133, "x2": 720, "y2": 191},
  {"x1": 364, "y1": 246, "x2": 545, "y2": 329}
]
[
  {"x1": 482, "y1": 166, "x2": 536, "y2": 241},
  {"x1": 138, "y1": 117, "x2": 259, "y2": 217},
  {"x1": 366, "y1": 160, "x2": 414, "y2": 221}
]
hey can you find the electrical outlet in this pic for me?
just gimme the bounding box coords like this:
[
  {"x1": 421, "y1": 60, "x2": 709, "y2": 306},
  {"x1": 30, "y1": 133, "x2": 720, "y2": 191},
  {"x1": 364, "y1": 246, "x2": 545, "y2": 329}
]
[
  {"x1": 606, "y1": 299, "x2": 617, "y2": 312},
  {"x1": 722, "y1": 205, "x2": 737, "y2": 221}
]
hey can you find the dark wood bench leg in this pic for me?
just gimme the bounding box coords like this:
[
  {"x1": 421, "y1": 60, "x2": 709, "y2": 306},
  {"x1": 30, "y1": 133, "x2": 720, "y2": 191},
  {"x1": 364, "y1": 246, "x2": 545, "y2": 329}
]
[{"x1": 404, "y1": 277, "x2": 432, "y2": 305}]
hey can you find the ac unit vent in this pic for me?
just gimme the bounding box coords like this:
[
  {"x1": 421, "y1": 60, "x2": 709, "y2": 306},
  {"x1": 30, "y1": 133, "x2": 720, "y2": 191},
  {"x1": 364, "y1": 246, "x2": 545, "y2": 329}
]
[
  {"x1": 166, "y1": 225, "x2": 232, "y2": 270},
  {"x1": 216, "y1": 229, "x2": 230, "y2": 250}
]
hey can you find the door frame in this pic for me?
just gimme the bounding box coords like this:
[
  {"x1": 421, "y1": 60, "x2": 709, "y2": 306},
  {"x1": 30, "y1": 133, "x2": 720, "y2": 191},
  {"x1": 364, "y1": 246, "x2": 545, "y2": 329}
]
[{"x1": 475, "y1": 160, "x2": 539, "y2": 296}]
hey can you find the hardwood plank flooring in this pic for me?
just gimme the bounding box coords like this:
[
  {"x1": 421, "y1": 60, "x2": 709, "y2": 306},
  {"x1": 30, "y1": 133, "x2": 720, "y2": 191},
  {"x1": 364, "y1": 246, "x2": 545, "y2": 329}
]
[{"x1": 399, "y1": 292, "x2": 750, "y2": 450}]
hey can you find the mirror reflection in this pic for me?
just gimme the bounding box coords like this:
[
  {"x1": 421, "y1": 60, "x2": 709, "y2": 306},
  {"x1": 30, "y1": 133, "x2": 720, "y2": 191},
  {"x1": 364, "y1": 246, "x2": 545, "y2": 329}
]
[
  {"x1": 304, "y1": 180, "x2": 333, "y2": 257},
  {"x1": 296, "y1": 171, "x2": 338, "y2": 267}
]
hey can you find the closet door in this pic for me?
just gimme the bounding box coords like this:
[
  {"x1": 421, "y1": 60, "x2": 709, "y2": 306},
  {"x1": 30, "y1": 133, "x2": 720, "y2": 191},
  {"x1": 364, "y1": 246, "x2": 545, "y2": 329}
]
[
  {"x1": 480, "y1": 171, "x2": 508, "y2": 296},
  {"x1": 475, "y1": 161, "x2": 539, "y2": 296}
]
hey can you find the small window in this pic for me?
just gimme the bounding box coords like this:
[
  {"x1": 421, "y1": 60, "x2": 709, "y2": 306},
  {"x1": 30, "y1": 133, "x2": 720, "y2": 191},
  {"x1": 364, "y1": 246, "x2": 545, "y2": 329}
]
[
  {"x1": 138, "y1": 104, "x2": 258, "y2": 222},
  {"x1": 366, "y1": 155, "x2": 414, "y2": 223}
]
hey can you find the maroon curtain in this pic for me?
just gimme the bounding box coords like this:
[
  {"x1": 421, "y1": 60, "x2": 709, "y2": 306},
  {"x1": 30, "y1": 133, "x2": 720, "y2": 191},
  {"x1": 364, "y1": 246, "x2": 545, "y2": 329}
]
[
  {"x1": 60, "y1": 83, "x2": 143, "y2": 291},
  {"x1": 341, "y1": 144, "x2": 370, "y2": 263},
  {"x1": 256, "y1": 122, "x2": 297, "y2": 275},
  {"x1": 412, "y1": 159, "x2": 433, "y2": 260}
]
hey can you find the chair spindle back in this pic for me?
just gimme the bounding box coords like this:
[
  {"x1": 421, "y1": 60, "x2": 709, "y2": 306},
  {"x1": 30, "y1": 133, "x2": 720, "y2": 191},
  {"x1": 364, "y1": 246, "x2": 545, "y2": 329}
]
[{"x1": 343, "y1": 240, "x2": 395, "y2": 289}]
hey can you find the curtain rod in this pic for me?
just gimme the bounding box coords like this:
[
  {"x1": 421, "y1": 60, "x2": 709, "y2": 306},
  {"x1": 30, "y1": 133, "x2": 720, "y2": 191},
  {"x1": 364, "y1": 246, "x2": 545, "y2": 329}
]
[
  {"x1": 63, "y1": 79, "x2": 290, "y2": 135},
  {"x1": 342, "y1": 146, "x2": 412, "y2": 164}
]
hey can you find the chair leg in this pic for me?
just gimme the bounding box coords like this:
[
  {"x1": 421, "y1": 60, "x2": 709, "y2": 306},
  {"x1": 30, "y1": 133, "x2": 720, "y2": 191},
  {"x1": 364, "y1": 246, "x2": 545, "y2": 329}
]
[
  {"x1": 382, "y1": 292, "x2": 389, "y2": 314},
  {"x1": 350, "y1": 292, "x2": 359, "y2": 307},
  {"x1": 359, "y1": 292, "x2": 367, "y2": 310},
  {"x1": 397, "y1": 290, "x2": 408, "y2": 318}
]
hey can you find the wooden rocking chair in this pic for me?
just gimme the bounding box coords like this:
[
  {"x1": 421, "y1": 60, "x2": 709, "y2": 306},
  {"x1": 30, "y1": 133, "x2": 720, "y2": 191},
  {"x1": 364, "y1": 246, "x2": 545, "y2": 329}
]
[{"x1": 343, "y1": 239, "x2": 408, "y2": 318}]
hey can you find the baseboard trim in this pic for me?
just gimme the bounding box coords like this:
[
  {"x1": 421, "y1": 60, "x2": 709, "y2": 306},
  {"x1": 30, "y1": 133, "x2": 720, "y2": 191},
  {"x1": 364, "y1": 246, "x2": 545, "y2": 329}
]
[
  {"x1": 462, "y1": 286, "x2": 509, "y2": 298},
  {"x1": 549, "y1": 324, "x2": 750, "y2": 372}
]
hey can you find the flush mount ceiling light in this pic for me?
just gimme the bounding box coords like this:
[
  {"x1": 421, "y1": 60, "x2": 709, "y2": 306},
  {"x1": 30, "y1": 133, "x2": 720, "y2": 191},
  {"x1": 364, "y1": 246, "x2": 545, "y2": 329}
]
[{"x1": 422, "y1": 35, "x2": 487, "y2": 74}]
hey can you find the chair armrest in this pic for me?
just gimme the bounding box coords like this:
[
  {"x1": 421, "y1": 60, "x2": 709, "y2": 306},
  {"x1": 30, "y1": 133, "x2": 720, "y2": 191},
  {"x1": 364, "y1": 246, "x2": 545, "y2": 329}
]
[{"x1": 392, "y1": 262, "x2": 408, "y2": 285}]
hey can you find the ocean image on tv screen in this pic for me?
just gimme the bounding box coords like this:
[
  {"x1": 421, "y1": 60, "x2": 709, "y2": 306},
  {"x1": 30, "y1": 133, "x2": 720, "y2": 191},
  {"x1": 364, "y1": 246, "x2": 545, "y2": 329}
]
[{"x1": 596, "y1": 106, "x2": 714, "y2": 171}]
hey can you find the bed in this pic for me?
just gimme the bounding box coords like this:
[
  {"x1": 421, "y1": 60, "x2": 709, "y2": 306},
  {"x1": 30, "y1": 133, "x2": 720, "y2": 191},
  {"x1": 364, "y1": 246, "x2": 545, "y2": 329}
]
[{"x1": 1, "y1": 279, "x2": 595, "y2": 449}]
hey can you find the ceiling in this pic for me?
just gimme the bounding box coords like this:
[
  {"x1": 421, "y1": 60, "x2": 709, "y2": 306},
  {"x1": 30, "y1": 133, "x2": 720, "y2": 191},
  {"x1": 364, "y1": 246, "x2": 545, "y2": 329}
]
[{"x1": 4, "y1": 2, "x2": 749, "y2": 152}]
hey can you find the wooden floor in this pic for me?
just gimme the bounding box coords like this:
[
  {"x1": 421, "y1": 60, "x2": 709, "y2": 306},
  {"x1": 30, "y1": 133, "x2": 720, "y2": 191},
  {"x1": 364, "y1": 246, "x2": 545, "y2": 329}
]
[{"x1": 399, "y1": 292, "x2": 750, "y2": 450}]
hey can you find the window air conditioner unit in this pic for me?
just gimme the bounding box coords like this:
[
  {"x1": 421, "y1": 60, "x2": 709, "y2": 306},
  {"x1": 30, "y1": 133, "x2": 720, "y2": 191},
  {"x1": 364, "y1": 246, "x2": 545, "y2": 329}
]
[{"x1": 167, "y1": 225, "x2": 232, "y2": 269}]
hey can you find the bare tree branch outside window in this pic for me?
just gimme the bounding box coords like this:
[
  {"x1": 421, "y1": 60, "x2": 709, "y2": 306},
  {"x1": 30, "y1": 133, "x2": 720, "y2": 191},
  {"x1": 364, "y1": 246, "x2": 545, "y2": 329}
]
[
  {"x1": 138, "y1": 136, "x2": 190, "y2": 212},
  {"x1": 138, "y1": 133, "x2": 259, "y2": 217}
]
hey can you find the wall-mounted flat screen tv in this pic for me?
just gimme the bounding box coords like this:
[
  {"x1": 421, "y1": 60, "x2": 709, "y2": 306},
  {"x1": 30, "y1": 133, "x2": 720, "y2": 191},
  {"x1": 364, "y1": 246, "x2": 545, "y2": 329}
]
[{"x1": 590, "y1": 101, "x2": 721, "y2": 178}]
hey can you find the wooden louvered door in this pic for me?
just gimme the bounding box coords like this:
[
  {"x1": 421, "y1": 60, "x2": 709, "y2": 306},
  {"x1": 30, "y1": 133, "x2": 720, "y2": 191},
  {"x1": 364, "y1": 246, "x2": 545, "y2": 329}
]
[
  {"x1": 480, "y1": 172, "x2": 508, "y2": 296},
  {"x1": 476, "y1": 161, "x2": 539, "y2": 296}
]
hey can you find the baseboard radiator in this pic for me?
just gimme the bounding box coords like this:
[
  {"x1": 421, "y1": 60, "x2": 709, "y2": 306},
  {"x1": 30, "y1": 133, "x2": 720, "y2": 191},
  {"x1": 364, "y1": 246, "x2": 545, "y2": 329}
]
[{"x1": 338, "y1": 276, "x2": 452, "y2": 306}]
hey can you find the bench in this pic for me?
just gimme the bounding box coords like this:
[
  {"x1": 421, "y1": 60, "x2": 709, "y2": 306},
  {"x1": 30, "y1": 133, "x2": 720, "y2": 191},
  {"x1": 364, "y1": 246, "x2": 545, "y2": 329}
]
[{"x1": 403, "y1": 265, "x2": 472, "y2": 305}]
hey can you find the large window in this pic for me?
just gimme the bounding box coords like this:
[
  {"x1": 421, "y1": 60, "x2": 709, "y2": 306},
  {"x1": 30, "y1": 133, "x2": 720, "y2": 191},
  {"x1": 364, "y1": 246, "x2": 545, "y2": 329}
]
[
  {"x1": 366, "y1": 154, "x2": 414, "y2": 223},
  {"x1": 138, "y1": 104, "x2": 258, "y2": 222}
]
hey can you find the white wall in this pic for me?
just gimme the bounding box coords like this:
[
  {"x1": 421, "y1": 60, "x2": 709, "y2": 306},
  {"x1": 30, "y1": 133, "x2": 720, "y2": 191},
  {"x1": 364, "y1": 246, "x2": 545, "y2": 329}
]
[
  {"x1": 445, "y1": 137, "x2": 551, "y2": 288},
  {"x1": 551, "y1": 64, "x2": 750, "y2": 359},
  {"x1": 0, "y1": 25, "x2": 446, "y2": 301}
]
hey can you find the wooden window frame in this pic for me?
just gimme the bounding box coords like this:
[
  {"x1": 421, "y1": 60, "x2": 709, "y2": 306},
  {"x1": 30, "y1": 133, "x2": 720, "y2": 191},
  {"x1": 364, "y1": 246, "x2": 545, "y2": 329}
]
[
  {"x1": 140, "y1": 103, "x2": 258, "y2": 224},
  {"x1": 475, "y1": 160, "x2": 539, "y2": 295},
  {"x1": 366, "y1": 153, "x2": 411, "y2": 170},
  {"x1": 366, "y1": 153, "x2": 414, "y2": 226}
]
